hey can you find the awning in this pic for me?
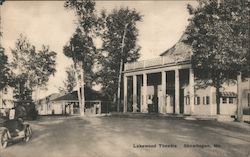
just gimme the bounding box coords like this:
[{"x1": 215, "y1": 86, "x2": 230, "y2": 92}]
[{"x1": 220, "y1": 92, "x2": 237, "y2": 98}]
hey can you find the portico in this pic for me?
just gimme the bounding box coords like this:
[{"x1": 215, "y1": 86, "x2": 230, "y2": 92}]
[
  {"x1": 122, "y1": 33, "x2": 239, "y2": 117},
  {"x1": 123, "y1": 57, "x2": 195, "y2": 115}
]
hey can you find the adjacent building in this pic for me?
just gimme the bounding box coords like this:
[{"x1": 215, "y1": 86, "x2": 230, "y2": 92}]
[
  {"x1": 36, "y1": 87, "x2": 110, "y2": 116},
  {"x1": 0, "y1": 86, "x2": 15, "y2": 115},
  {"x1": 36, "y1": 93, "x2": 66, "y2": 115}
]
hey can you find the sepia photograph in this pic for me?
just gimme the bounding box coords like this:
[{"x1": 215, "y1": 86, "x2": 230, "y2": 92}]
[{"x1": 0, "y1": 0, "x2": 249, "y2": 157}]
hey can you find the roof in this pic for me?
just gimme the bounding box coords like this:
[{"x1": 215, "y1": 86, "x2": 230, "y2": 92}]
[
  {"x1": 220, "y1": 92, "x2": 237, "y2": 98},
  {"x1": 159, "y1": 33, "x2": 192, "y2": 61},
  {"x1": 51, "y1": 91, "x2": 78, "y2": 102},
  {"x1": 51, "y1": 87, "x2": 108, "y2": 102},
  {"x1": 37, "y1": 93, "x2": 66, "y2": 102}
]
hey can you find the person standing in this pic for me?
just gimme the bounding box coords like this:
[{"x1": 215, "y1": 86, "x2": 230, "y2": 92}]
[
  {"x1": 152, "y1": 95, "x2": 158, "y2": 113},
  {"x1": 148, "y1": 95, "x2": 153, "y2": 113}
]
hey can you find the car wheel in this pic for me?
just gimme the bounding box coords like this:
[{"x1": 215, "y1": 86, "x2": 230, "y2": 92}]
[
  {"x1": 0, "y1": 130, "x2": 9, "y2": 149},
  {"x1": 24, "y1": 126, "x2": 32, "y2": 142}
]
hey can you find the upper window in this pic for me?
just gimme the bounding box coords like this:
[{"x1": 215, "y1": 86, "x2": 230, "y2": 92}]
[
  {"x1": 222, "y1": 97, "x2": 227, "y2": 104},
  {"x1": 3, "y1": 87, "x2": 8, "y2": 94},
  {"x1": 247, "y1": 93, "x2": 250, "y2": 107},
  {"x1": 186, "y1": 96, "x2": 190, "y2": 105},
  {"x1": 229, "y1": 97, "x2": 234, "y2": 104}
]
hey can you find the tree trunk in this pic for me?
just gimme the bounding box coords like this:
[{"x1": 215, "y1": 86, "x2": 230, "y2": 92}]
[
  {"x1": 216, "y1": 79, "x2": 220, "y2": 115},
  {"x1": 80, "y1": 61, "x2": 85, "y2": 116},
  {"x1": 117, "y1": 24, "x2": 128, "y2": 112},
  {"x1": 117, "y1": 59, "x2": 123, "y2": 112},
  {"x1": 0, "y1": 90, "x2": 3, "y2": 108},
  {"x1": 237, "y1": 72, "x2": 243, "y2": 122},
  {"x1": 73, "y1": 60, "x2": 83, "y2": 116}
]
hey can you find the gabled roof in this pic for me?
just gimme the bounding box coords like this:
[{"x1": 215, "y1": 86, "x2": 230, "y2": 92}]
[
  {"x1": 51, "y1": 91, "x2": 78, "y2": 102},
  {"x1": 159, "y1": 33, "x2": 192, "y2": 61},
  {"x1": 37, "y1": 93, "x2": 65, "y2": 102},
  {"x1": 51, "y1": 87, "x2": 108, "y2": 102}
]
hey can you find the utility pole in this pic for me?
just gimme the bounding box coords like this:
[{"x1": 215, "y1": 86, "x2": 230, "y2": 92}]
[{"x1": 0, "y1": 0, "x2": 5, "y2": 110}]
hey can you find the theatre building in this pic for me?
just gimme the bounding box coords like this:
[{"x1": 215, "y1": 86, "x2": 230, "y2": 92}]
[{"x1": 122, "y1": 34, "x2": 247, "y2": 116}]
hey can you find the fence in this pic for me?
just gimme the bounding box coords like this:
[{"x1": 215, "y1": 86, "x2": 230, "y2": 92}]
[{"x1": 84, "y1": 101, "x2": 113, "y2": 115}]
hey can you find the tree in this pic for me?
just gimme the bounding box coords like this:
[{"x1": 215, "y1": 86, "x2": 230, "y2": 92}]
[
  {"x1": 0, "y1": 46, "x2": 9, "y2": 90},
  {"x1": 63, "y1": 27, "x2": 96, "y2": 116},
  {"x1": 64, "y1": 0, "x2": 98, "y2": 116},
  {"x1": 10, "y1": 35, "x2": 57, "y2": 102},
  {"x1": 98, "y1": 8, "x2": 142, "y2": 111},
  {"x1": 59, "y1": 65, "x2": 77, "y2": 93},
  {"x1": 185, "y1": 0, "x2": 249, "y2": 115}
]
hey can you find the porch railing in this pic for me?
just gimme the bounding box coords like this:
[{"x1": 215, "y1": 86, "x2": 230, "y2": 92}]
[
  {"x1": 124, "y1": 56, "x2": 191, "y2": 71},
  {"x1": 84, "y1": 101, "x2": 112, "y2": 114}
]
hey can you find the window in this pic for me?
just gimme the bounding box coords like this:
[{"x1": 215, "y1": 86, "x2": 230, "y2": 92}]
[
  {"x1": 148, "y1": 95, "x2": 151, "y2": 99},
  {"x1": 229, "y1": 97, "x2": 234, "y2": 104},
  {"x1": 222, "y1": 97, "x2": 227, "y2": 104},
  {"x1": 206, "y1": 96, "x2": 210, "y2": 105},
  {"x1": 197, "y1": 97, "x2": 200, "y2": 105},
  {"x1": 248, "y1": 93, "x2": 250, "y2": 107},
  {"x1": 186, "y1": 96, "x2": 190, "y2": 105},
  {"x1": 195, "y1": 96, "x2": 200, "y2": 105},
  {"x1": 3, "y1": 87, "x2": 8, "y2": 94}
]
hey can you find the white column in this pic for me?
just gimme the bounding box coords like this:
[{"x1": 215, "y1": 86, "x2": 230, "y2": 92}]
[
  {"x1": 175, "y1": 69, "x2": 180, "y2": 114},
  {"x1": 210, "y1": 87, "x2": 215, "y2": 115},
  {"x1": 237, "y1": 72, "x2": 243, "y2": 121},
  {"x1": 0, "y1": 90, "x2": 3, "y2": 109},
  {"x1": 161, "y1": 71, "x2": 166, "y2": 113},
  {"x1": 123, "y1": 75, "x2": 128, "y2": 112},
  {"x1": 143, "y1": 73, "x2": 148, "y2": 113},
  {"x1": 189, "y1": 68, "x2": 195, "y2": 115},
  {"x1": 71, "y1": 103, "x2": 74, "y2": 115},
  {"x1": 133, "y1": 75, "x2": 137, "y2": 112}
]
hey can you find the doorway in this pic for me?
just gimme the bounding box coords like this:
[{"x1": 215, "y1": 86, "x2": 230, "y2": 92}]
[{"x1": 180, "y1": 89, "x2": 184, "y2": 114}]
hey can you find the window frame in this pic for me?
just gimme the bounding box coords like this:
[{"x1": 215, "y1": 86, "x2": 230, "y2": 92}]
[
  {"x1": 228, "y1": 97, "x2": 234, "y2": 104},
  {"x1": 186, "y1": 96, "x2": 190, "y2": 105},
  {"x1": 206, "y1": 96, "x2": 210, "y2": 105},
  {"x1": 222, "y1": 97, "x2": 227, "y2": 104}
]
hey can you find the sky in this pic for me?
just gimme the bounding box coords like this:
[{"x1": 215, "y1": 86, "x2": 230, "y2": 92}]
[{"x1": 1, "y1": 0, "x2": 196, "y2": 99}]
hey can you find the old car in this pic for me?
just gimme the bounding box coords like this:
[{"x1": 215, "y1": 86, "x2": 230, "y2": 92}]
[{"x1": 0, "y1": 116, "x2": 32, "y2": 149}]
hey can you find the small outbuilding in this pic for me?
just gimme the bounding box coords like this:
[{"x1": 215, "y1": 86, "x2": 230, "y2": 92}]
[{"x1": 49, "y1": 87, "x2": 110, "y2": 115}]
